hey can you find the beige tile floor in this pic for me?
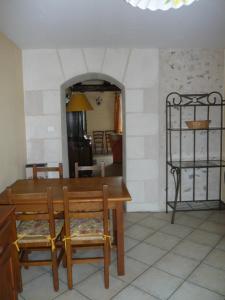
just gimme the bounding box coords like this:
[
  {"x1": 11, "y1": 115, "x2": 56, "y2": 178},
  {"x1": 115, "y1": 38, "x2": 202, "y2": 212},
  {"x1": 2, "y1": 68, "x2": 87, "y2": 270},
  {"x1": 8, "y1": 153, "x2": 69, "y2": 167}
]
[{"x1": 19, "y1": 210, "x2": 225, "y2": 300}]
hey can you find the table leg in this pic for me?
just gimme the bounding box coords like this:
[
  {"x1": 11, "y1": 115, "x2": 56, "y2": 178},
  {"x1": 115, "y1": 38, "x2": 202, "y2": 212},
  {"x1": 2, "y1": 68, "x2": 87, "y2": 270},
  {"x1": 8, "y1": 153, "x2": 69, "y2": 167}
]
[{"x1": 115, "y1": 203, "x2": 125, "y2": 276}]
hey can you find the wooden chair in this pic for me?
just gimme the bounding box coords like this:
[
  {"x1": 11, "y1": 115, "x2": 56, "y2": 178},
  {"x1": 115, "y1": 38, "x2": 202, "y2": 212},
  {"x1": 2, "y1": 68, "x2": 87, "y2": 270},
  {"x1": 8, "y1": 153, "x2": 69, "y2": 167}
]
[
  {"x1": 63, "y1": 185, "x2": 111, "y2": 289},
  {"x1": 33, "y1": 163, "x2": 63, "y2": 179},
  {"x1": 7, "y1": 187, "x2": 64, "y2": 291},
  {"x1": 74, "y1": 161, "x2": 105, "y2": 178},
  {"x1": 105, "y1": 130, "x2": 114, "y2": 154},
  {"x1": 93, "y1": 131, "x2": 105, "y2": 154}
]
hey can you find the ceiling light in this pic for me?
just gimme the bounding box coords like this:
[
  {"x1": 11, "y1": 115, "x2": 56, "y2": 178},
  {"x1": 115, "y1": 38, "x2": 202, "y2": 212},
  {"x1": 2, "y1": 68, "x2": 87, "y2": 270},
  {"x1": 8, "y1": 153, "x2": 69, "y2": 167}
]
[{"x1": 125, "y1": 0, "x2": 197, "y2": 11}]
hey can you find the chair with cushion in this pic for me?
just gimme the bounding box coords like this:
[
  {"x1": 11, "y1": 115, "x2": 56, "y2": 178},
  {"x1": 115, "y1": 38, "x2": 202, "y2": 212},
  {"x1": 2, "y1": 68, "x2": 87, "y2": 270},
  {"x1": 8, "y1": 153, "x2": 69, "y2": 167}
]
[
  {"x1": 7, "y1": 187, "x2": 64, "y2": 291},
  {"x1": 63, "y1": 185, "x2": 111, "y2": 289},
  {"x1": 32, "y1": 163, "x2": 63, "y2": 179},
  {"x1": 93, "y1": 131, "x2": 105, "y2": 154},
  {"x1": 74, "y1": 161, "x2": 105, "y2": 178}
]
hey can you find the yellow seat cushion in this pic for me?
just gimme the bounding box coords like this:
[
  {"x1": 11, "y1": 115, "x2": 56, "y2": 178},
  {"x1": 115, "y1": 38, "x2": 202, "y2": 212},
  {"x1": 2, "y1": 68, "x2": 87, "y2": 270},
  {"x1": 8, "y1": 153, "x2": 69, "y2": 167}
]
[
  {"x1": 70, "y1": 218, "x2": 104, "y2": 241},
  {"x1": 17, "y1": 220, "x2": 64, "y2": 244}
]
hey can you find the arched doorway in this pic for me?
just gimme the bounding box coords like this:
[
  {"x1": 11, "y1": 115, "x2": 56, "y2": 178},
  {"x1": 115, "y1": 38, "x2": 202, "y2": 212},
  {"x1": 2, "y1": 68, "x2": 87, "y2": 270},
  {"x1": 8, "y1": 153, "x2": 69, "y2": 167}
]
[{"x1": 60, "y1": 73, "x2": 126, "y2": 178}]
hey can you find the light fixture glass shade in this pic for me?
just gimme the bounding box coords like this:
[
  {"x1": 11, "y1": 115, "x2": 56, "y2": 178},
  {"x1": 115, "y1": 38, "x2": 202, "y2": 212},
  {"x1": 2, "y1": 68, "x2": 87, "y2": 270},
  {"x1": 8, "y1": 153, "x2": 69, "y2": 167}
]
[
  {"x1": 125, "y1": 0, "x2": 197, "y2": 11},
  {"x1": 66, "y1": 93, "x2": 93, "y2": 112}
]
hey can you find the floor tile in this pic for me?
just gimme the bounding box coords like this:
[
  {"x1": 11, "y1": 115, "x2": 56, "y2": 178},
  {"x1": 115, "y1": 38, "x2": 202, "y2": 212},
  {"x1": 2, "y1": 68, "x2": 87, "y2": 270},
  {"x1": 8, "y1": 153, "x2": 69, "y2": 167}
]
[
  {"x1": 155, "y1": 252, "x2": 199, "y2": 279},
  {"x1": 198, "y1": 221, "x2": 225, "y2": 235},
  {"x1": 183, "y1": 211, "x2": 212, "y2": 220},
  {"x1": 187, "y1": 229, "x2": 221, "y2": 247},
  {"x1": 124, "y1": 220, "x2": 133, "y2": 229},
  {"x1": 127, "y1": 242, "x2": 166, "y2": 266},
  {"x1": 204, "y1": 248, "x2": 225, "y2": 271},
  {"x1": 133, "y1": 267, "x2": 183, "y2": 300},
  {"x1": 110, "y1": 256, "x2": 149, "y2": 283},
  {"x1": 160, "y1": 223, "x2": 193, "y2": 238},
  {"x1": 175, "y1": 214, "x2": 203, "y2": 228},
  {"x1": 55, "y1": 289, "x2": 89, "y2": 299},
  {"x1": 208, "y1": 211, "x2": 225, "y2": 225},
  {"x1": 172, "y1": 240, "x2": 211, "y2": 261},
  {"x1": 188, "y1": 263, "x2": 225, "y2": 295},
  {"x1": 151, "y1": 212, "x2": 173, "y2": 222},
  {"x1": 125, "y1": 213, "x2": 150, "y2": 223},
  {"x1": 21, "y1": 266, "x2": 48, "y2": 284},
  {"x1": 124, "y1": 236, "x2": 141, "y2": 252},
  {"x1": 216, "y1": 237, "x2": 225, "y2": 251},
  {"x1": 125, "y1": 224, "x2": 154, "y2": 241},
  {"x1": 169, "y1": 281, "x2": 224, "y2": 300},
  {"x1": 21, "y1": 273, "x2": 67, "y2": 300},
  {"x1": 144, "y1": 232, "x2": 181, "y2": 251},
  {"x1": 76, "y1": 271, "x2": 127, "y2": 300},
  {"x1": 139, "y1": 216, "x2": 168, "y2": 230},
  {"x1": 58, "y1": 263, "x2": 98, "y2": 286},
  {"x1": 113, "y1": 285, "x2": 157, "y2": 300}
]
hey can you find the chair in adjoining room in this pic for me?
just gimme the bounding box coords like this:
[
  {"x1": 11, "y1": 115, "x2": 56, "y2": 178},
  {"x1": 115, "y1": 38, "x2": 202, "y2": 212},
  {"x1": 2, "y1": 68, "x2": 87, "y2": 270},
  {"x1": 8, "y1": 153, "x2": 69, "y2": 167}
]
[
  {"x1": 105, "y1": 130, "x2": 114, "y2": 154},
  {"x1": 7, "y1": 187, "x2": 64, "y2": 291},
  {"x1": 74, "y1": 161, "x2": 105, "y2": 178},
  {"x1": 92, "y1": 131, "x2": 105, "y2": 154},
  {"x1": 62, "y1": 185, "x2": 111, "y2": 289},
  {"x1": 32, "y1": 163, "x2": 63, "y2": 179}
]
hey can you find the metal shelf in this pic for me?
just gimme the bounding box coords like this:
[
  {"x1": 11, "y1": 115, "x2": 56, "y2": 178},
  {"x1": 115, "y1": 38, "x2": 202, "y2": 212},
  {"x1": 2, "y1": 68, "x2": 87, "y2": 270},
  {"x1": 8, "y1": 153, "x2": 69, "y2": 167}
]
[
  {"x1": 167, "y1": 160, "x2": 225, "y2": 169},
  {"x1": 166, "y1": 92, "x2": 225, "y2": 224}
]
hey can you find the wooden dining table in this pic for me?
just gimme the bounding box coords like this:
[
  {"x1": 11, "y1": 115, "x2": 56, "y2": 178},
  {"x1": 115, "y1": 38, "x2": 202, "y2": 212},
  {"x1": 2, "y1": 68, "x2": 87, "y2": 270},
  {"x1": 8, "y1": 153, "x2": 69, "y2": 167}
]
[{"x1": 0, "y1": 176, "x2": 131, "y2": 276}]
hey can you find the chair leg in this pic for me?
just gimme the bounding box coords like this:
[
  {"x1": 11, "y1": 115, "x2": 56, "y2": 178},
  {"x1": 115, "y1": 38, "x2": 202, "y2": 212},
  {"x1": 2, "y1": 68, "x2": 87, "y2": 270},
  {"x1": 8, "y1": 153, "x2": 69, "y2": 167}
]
[
  {"x1": 103, "y1": 242, "x2": 110, "y2": 289},
  {"x1": 66, "y1": 244, "x2": 73, "y2": 289},
  {"x1": 51, "y1": 249, "x2": 59, "y2": 291},
  {"x1": 23, "y1": 250, "x2": 30, "y2": 269}
]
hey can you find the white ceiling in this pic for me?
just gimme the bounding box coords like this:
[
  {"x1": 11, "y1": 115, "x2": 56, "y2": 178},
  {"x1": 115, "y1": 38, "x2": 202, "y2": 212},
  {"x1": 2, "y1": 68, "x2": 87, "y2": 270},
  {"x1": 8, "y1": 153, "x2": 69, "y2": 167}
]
[{"x1": 0, "y1": 0, "x2": 225, "y2": 49}]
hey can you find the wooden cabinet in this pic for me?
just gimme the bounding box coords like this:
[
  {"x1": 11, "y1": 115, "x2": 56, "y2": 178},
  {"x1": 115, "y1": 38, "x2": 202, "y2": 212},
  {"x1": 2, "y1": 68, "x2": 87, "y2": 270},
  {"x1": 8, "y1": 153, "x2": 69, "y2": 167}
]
[{"x1": 0, "y1": 206, "x2": 20, "y2": 300}]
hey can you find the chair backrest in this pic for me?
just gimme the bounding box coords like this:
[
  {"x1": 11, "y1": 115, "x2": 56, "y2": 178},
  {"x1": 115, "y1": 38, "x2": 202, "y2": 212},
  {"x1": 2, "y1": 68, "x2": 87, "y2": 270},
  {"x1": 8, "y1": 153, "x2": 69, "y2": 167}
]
[
  {"x1": 6, "y1": 187, "x2": 56, "y2": 237},
  {"x1": 74, "y1": 161, "x2": 105, "y2": 178},
  {"x1": 63, "y1": 185, "x2": 109, "y2": 237},
  {"x1": 33, "y1": 163, "x2": 63, "y2": 179},
  {"x1": 105, "y1": 130, "x2": 114, "y2": 153},
  {"x1": 93, "y1": 131, "x2": 105, "y2": 154}
]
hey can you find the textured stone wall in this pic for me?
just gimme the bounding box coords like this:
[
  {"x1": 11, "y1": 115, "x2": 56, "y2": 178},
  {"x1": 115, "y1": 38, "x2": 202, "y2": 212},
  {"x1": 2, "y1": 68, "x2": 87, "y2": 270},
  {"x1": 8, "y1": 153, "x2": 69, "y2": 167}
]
[{"x1": 159, "y1": 49, "x2": 224, "y2": 207}]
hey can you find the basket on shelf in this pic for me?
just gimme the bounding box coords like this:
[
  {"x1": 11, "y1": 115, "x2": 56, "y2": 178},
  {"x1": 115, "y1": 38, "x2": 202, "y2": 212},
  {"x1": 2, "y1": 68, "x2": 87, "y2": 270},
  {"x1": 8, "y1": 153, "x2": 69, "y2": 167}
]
[{"x1": 185, "y1": 120, "x2": 210, "y2": 129}]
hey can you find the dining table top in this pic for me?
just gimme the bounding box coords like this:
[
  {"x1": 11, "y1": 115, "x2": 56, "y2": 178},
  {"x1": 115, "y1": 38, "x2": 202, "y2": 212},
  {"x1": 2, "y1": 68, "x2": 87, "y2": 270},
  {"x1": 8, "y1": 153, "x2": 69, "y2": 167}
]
[{"x1": 0, "y1": 176, "x2": 131, "y2": 205}]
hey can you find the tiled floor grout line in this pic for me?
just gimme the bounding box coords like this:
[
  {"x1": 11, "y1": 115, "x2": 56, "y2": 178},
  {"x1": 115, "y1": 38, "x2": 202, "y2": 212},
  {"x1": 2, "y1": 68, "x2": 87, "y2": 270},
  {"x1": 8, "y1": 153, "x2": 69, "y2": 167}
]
[
  {"x1": 166, "y1": 217, "x2": 225, "y2": 299},
  {"x1": 125, "y1": 213, "x2": 225, "y2": 300},
  {"x1": 20, "y1": 211, "x2": 225, "y2": 300},
  {"x1": 111, "y1": 214, "x2": 207, "y2": 300}
]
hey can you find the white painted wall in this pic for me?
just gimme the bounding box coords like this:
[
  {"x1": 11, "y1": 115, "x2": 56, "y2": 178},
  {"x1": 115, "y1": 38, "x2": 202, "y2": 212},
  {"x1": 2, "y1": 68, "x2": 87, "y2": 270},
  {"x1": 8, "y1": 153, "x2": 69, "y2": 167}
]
[
  {"x1": 0, "y1": 32, "x2": 26, "y2": 192},
  {"x1": 22, "y1": 48, "x2": 160, "y2": 212}
]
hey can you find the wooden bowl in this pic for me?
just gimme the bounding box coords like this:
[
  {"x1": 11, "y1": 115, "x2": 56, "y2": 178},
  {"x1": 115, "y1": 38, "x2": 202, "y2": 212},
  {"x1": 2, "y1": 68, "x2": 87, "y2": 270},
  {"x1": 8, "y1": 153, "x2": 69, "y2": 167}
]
[{"x1": 185, "y1": 120, "x2": 210, "y2": 129}]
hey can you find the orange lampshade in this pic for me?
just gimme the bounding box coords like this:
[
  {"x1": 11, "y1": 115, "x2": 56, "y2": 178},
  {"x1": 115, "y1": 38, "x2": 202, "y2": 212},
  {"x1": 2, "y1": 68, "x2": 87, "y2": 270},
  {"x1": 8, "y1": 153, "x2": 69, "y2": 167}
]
[{"x1": 66, "y1": 93, "x2": 93, "y2": 112}]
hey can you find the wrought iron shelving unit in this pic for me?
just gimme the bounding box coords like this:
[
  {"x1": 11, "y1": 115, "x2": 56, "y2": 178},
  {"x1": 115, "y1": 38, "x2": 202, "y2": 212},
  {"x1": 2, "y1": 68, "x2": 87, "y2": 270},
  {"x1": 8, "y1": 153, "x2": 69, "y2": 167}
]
[{"x1": 166, "y1": 92, "x2": 225, "y2": 223}]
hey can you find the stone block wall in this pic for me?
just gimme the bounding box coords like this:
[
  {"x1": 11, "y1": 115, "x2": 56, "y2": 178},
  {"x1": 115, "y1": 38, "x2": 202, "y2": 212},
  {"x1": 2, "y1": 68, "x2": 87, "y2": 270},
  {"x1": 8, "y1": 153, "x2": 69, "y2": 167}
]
[{"x1": 22, "y1": 48, "x2": 160, "y2": 211}]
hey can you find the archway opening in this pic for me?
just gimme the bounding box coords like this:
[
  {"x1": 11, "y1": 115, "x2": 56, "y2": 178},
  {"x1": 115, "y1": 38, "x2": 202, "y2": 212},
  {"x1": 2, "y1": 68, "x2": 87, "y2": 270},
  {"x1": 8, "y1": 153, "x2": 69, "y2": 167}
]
[{"x1": 60, "y1": 73, "x2": 126, "y2": 179}]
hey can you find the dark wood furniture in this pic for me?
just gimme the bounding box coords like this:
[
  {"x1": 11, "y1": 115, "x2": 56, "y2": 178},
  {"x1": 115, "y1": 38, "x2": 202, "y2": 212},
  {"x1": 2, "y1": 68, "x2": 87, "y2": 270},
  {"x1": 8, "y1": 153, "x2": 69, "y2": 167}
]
[
  {"x1": 33, "y1": 163, "x2": 63, "y2": 179},
  {"x1": 63, "y1": 185, "x2": 111, "y2": 289},
  {"x1": 0, "y1": 177, "x2": 131, "y2": 276},
  {"x1": 0, "y1": 206, "x2": 21, "y2": 300},
  {"x1": 74, "y1": 161, "x2": 105, "y2": 178},
  {"x1": 93, "y1": 131, "x2": 105, "y2": 154},
  {"x1": 7, "y1": 187, "x2": 64, "y2": 291},
  {"x1": 67, "y1": 111, "x2": 93, "y2": 178},
  {"x1": 110, "y1": 134, "x2": 122, "y2": 163}
]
